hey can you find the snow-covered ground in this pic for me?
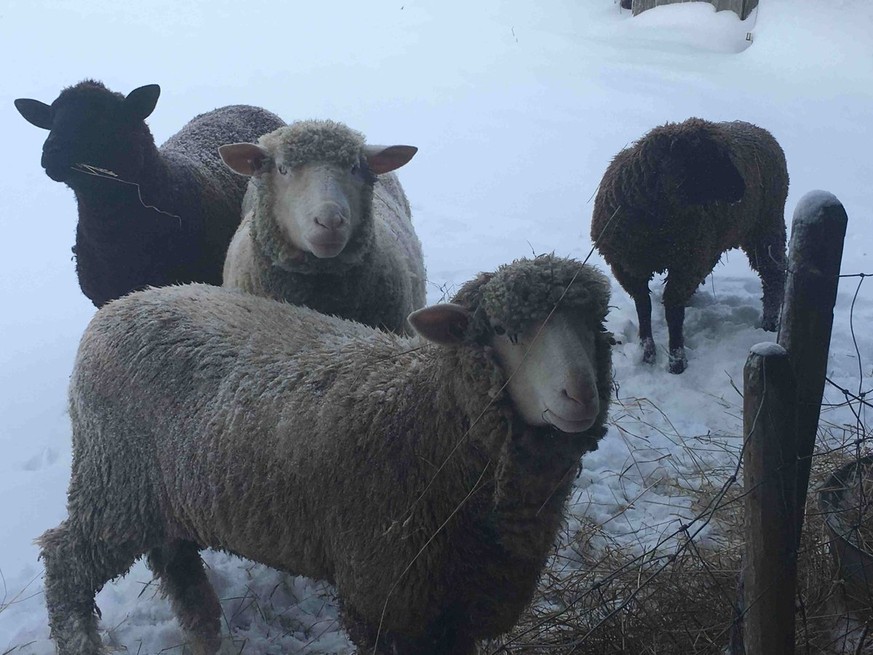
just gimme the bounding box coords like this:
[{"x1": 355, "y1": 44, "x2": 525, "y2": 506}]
[{"x1": 0, "y1": 0, "x2": 870, "y2": 652}]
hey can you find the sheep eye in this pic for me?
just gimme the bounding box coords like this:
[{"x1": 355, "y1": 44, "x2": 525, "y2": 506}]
[
  {"x1": 493, "y1": 325, "x2": 506, "y2": 336},
  {"x1": 277, "y1": 164, "x2": 288, "y2": 175}
]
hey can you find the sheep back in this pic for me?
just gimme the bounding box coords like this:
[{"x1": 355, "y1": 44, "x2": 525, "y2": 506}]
[
  {"x1": 157, "y1": 105, "x2": 286, "y2": 270},
  {"x1": 68, "y1": 285, "x2": 508, "y2": 633}
]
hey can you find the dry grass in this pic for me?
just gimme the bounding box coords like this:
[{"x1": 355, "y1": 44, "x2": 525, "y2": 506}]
[
  {"x1": 481, "y1": 434, "x2": 873, "y2": 655},
  {"x1": 828, "y1": 457, "x2": 873, "y2": 553}
]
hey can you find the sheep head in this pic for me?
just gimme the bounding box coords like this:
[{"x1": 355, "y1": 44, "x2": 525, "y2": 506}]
[
  {"x1": 408, "y1": 255, "x2": 613, "y2": 437},
  {"x1": 220, "y1": 121, "x2": 417, "y2": 260},
  {"x1": 15, "y1": 80, "x2": 159, "y2": 184},
  {"x1": 649, "y1": 118, "x2": 746, "y2": 206}
]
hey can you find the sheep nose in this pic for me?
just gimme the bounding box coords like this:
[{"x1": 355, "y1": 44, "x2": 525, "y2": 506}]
[
  {"x1": 562, "y1": 387, "x2": 588, "y2": 407},
  {"x1": 560, "y1": 383, "x2": 598, "y2": 419},
  {"x1": 314, "y1": 207, "x2": 348, "y2": 230}
]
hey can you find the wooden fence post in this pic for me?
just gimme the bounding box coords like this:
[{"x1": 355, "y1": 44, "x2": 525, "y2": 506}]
[
  {"x1": 733, "y1": 191, "x2": 848, "y2": 655},
  {"x1": 742, "y1": 344, "x2": 798, "y2": 655},
  {"x1": 777, "y1": 190, "x2": 848, "y2": 544}
]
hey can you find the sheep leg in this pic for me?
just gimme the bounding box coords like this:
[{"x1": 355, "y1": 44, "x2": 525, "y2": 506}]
[
  {"x1": 634, "y1": 293, "x2": 657, "y2": 365},
  {"x1": 664, "y1": 304, "x2": 687, "y2": 374},
  {"x1": 741, "y1": 234, "x2": 786, "y2": 332},
  {"x1": 610, "y1": 265, "x2": 656, "y2": 364},
  {"x1": 662, "y1": 266, "x2": 705, "y2": 374},
  {"x1": 662, "y1": 252, "x2": 727, "y2": 374},
  {"x1": 39, "y1": 519, "x2": 141, "y2": 655},
  {"x1": 147, "y1": 541, "x2": 222, "y2": 655}
]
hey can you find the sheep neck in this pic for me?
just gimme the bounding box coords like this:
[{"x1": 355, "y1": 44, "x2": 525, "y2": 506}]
[
  {"x1": 426, "y1": 344, "x2": 599, "y2": 496},
  {"x1": 401, "y1": 346, "x2": 599, "y2": 632},
  {"x1": 70, "y1": 146, "x2": 176, "y2": 238}
]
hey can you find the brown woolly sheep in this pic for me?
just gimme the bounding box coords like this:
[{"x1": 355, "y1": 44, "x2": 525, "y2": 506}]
[
  {"x1": 39, "y1": 255, "x2": 613, "y2": 655},
  {"x1": 591, "y1": 117, "x2": 788, "y2": 373}
]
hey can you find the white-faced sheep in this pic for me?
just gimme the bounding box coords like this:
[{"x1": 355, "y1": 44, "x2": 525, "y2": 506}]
[
  {"x1": 39, "y1": 254, "x2": 613, "y2": 655},
  {"x1": 218, "y1": 119, "x2": 425, "y2": 334},
  {"x1": 591, "y1": 117, "x2": 788, "y2": 374},
  {"x1": 14, "y1": 80, "x2": 285, "y2": 307}
]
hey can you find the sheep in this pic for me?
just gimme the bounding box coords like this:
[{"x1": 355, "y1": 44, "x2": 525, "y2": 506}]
[
  {"x1": 39, "y1": 254, "x2": 613, "y2": 655},
  {"x1": 591, "y1": 117, "x2": 788, "y2": 374},
  {"x1": 218, "y1": 119, "x2": 426, "y2": 334},
  {"x1": 14, "y1": 79, "x2": 285, "y2": 307}
]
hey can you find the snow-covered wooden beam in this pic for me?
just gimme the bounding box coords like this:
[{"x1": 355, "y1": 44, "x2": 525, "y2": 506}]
[{"x1": 626, "y1": 0, "x2": 759, "y2": 21}]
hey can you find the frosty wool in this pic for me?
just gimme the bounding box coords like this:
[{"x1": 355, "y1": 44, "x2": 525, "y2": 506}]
[{"x1": 40, "y1": 255, "x2": 613, "y2": 655}]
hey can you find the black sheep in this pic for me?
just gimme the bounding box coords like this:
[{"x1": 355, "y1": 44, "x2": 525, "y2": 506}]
[
  {"x1": 15, "y1": 80, "x2": 285, "y2": 307},
  {"x1": 591, "y1": 118, "x2": 788, "y2": 373}
]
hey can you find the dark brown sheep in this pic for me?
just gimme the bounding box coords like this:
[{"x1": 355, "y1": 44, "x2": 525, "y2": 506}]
[
  {"x1": 14, "y1": 80, "x2": 284, "y2": 307},
  {"x1": 591, "y1": 117, "x2": 788, "y2": 373}
]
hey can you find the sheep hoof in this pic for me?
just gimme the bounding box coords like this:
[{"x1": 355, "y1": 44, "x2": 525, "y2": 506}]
[
  {"x1": 641, "y1": 338, "x2": 656, "y2": 365},
  {"x1": 668, "y1": 348, "x2": 687, "y2": 374}
]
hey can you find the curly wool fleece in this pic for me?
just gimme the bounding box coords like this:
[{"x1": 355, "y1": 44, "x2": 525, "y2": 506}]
[
  {"x1": 258, "y1": 120, "x2": 367, "y2": 170},
  {"x1": 455, "y1": 254, "x2": 612, "y2": 338},
  {"x1": 38, "y1": 254, "x2": 612, "y2": 655}
]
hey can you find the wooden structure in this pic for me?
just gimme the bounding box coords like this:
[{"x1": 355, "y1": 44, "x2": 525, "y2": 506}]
[
  {"x1": 737, "y1": 191, "x2": 848, "y2": 654},
  {"x1": 630, "y1": 0, "x2": 759, "y2": 21},
  {"x1": 777, "y1": 192, "x2": 849, "y2": 539},
  {"x1": 742, "y1": 344, "x2": 798, "y2": 655}
]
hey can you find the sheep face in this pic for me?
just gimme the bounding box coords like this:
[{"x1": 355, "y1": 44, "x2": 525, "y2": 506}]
[
  {"x1": 272, "y1": 159, "x2": 370, "y2": 259},
  {"x1": 220, "y1": 140, "x2": 365, "y2": 258},
  {"x1": 15, "y1": 81, "x2": 159, "y2": 184},
  {"x1": 219, "y1": 122, "x2": 416, "y2": 260},
  {"x1": 408, "y1": 305, "x2": 601, "y2": 434},
  {"x1": 491, "y1": 311, "x2": 600, "y2": 433}
]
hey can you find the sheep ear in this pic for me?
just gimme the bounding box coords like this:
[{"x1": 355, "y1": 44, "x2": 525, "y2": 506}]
[
  {"x1": 407, "y1": 303, "x2": 470, "y2": 346},
  {"x1": 362, "y1": 145, "x2": 418, "y2": 174},
  {"x1": 123, "y1": 84, "x2": 161, "y2": 121},
  {"x1": 14, "y1": 98, "x2": 53, "y2": 130},
  {"x1": 219, "y1": 143, "x2": 272, "y2": 177}
]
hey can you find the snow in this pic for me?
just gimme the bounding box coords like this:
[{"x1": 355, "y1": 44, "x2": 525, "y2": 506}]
[
  {"x1": 792, "y1": 188, "x2": 847, "y2": 226},
  {"x1": 1, "y1": 0, "x2": 871, "y2": 652},
  {"x1": 749, "y1": 342, "x2": 788, "y2": 358}
]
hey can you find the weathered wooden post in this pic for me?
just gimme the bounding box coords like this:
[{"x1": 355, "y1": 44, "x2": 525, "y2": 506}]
[
  {"x1": 777, "y1": 190, "x2": 848, "y2": 544},
  {"x1": 742, "y1": 343, "x2": 798, "y2": 655},
  {"x1": 734, "y1": 191, "x2": 847, "y2": 655}
]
